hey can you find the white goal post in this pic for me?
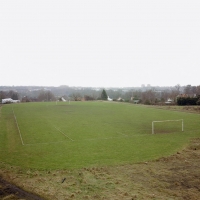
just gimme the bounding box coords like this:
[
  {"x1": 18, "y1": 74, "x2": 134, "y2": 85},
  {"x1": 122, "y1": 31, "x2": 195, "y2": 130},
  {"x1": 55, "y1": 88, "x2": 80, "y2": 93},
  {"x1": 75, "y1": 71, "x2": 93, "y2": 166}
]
[{"x1": 152, "y1": 119, "x2": 184, "y2": 134}]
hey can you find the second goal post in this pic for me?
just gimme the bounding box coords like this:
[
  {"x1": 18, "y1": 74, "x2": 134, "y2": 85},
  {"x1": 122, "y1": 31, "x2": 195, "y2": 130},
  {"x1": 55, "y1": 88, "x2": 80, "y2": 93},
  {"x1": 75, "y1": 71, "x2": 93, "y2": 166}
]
[{"x1": 152, "y1": 119, "x2": 184, "y2": 134}]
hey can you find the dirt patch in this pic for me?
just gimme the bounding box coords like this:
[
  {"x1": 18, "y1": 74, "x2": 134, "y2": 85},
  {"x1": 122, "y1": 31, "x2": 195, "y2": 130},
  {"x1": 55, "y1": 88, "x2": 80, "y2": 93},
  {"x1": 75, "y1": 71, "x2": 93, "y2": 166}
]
[
  {"x1": 0, "y1": 138, "x2": 200, "y2": 200},
  {"x1": 0, "y1": 177, "x2": 44, "y2": 200}
]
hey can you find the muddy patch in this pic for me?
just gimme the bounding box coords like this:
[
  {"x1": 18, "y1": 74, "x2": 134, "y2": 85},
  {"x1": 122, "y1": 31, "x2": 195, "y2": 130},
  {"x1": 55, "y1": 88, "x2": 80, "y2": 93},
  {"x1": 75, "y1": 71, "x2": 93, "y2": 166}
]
[{"x1": 0, "y1": 177, "x2": 44, "y2": 200}]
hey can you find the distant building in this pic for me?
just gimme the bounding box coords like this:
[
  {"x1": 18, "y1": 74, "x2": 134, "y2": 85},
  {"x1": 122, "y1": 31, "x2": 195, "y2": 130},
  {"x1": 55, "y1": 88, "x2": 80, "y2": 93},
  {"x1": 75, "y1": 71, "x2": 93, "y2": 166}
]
[
  {"x1": 61, "y1": 97, "x2": 66, "y2": 102},
  {"x1": 107, "y1": 96, "x2": 113, "y2": 101},
  {"x1": 131, "y1": 97, "x2": 140, "y2": 104},
  {"x1": 117, "y1": 97, "x2": 124, "y2": 101},
  {"x1": 133, "y1": 100, "x2": 140, "y2": 104},
  {"x1": 2, "y1": 98, "x2": 20, "y2": 104},
  {"x1": 165, "y1": 98, "x2": 173, "y2": 104}
]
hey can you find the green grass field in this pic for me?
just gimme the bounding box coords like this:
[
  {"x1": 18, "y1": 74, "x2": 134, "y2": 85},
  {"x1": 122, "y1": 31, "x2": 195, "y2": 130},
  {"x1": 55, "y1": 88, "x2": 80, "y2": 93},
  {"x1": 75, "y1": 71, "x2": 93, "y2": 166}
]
[{"x1": 0, "y1": 102, "x2": 200, "y2": 170}]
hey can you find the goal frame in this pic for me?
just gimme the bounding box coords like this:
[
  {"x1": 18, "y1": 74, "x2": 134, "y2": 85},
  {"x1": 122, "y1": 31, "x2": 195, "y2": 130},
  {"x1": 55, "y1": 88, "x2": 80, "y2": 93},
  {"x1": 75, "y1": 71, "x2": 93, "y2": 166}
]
[{"x1": 152, "y1": 119, "x2": 184, "y2": 134}]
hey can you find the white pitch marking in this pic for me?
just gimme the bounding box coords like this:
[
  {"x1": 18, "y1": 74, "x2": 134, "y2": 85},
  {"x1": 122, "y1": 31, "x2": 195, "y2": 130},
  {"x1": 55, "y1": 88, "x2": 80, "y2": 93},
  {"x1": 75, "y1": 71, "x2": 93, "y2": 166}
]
[
  {"x1": 54, "y1": 126, "x2": 74, "y2": 141},
  {"x1": 24, "y1": 140, "x2": 70, "y2": 146},
  {"x1": 12, "y1": 107, "x2": 24, "y2": 146}
]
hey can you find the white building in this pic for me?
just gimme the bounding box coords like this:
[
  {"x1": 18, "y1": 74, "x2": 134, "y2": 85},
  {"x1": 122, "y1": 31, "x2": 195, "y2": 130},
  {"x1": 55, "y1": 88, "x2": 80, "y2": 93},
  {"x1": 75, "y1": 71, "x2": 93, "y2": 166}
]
[
  {"x1": 165, "y1": 98, "x2": 173, "y2": 104},
  {"x1": 2, "y1": 98, "x2": 20, "y2": 104},
  {"x1": 107, "y1": 96, "x2": 113, "y2": 101}
]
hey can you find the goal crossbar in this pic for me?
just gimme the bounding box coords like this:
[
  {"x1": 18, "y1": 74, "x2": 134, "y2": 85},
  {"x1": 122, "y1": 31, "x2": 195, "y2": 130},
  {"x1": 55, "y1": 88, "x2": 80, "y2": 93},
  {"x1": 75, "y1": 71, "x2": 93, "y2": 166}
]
[{"x1": 152, "y1": 119, "x2": 183, "y2": 134}]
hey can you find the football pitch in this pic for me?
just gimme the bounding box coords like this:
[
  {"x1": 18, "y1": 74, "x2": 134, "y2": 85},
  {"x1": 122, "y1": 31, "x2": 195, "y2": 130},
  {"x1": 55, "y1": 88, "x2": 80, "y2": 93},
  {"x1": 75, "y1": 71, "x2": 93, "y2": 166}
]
[{"x1": 0, "y1": 101, "x2": 200, "y2": 170}]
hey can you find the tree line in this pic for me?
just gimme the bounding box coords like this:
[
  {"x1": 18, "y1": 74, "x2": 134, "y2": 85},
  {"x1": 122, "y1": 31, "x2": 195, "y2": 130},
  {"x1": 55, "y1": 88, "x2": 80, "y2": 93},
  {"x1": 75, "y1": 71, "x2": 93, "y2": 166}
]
[{"x1": 0, "y1": 85, "x2": 200, "y2": 105}]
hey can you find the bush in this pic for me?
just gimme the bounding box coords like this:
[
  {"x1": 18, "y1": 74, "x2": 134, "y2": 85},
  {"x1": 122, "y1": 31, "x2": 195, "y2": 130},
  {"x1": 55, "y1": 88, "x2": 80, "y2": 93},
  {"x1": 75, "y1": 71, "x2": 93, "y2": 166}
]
[
  {"x1": 177, "y1": 97, "x2": 199, "y2": 106},
  {"x1": 144, "y1": 100, "x2": 151, "y2": 105},
  {"x1": 84, "y1": 95, "x2": 95, "y2": 101}
]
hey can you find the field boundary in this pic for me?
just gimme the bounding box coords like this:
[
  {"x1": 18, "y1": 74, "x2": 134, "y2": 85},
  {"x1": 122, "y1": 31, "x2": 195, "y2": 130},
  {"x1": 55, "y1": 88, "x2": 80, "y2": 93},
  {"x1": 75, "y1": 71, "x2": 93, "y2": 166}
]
[{"x1": 12, "y1": 107, "x2": 24, "y2": 146}]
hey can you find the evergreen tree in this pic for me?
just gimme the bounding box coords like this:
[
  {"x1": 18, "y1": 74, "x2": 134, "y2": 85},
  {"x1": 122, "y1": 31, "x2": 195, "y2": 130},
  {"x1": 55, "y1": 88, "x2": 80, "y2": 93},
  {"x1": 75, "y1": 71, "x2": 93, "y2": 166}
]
[{"x1": 101, "y1": 89, "x2": 108, "y2": 100}]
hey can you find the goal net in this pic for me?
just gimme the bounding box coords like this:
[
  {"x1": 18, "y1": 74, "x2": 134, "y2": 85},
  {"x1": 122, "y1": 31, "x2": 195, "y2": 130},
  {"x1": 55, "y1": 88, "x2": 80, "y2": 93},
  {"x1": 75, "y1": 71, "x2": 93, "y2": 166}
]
[{"x1": 152, "y1": 119, "x2": 183, "y2": 134}]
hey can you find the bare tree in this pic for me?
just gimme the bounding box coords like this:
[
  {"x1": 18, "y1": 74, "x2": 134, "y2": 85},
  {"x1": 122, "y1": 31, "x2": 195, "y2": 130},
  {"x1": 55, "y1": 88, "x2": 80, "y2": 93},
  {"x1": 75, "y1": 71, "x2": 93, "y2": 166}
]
[
  {"x1": 71, "y1": 93, "x2": 82, "y2": 101},
  {"x1": 38, "y1": 90, "x2": 56, "y2": 101},
  {"x1": 196, "y1": 86, "x2": 200, "y2": 95},
  {"x1": 141, "y1": 90, "x2": 156, "y2": 104},
  {"x1": 168, "y1": 84, "x2": 181, "y2": 102},
  {"x1": 175, "y1": 84, "x2": 181, "y2": 93},
  {"x1": 184, "y1": 85, "x2": 197, "y2": 97},
  {"x1": 7, "y1": 90, "x2": 19, "y2": 100},
  {"x1": 0, "y1": 91, "x2": 6, "y2": 102}
]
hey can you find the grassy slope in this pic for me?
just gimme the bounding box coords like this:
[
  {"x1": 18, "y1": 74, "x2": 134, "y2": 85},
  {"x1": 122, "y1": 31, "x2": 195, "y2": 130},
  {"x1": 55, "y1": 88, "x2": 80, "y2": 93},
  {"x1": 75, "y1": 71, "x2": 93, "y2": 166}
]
[{"x1": 0, "y1": 102, "x2": 200, "y2": 170}]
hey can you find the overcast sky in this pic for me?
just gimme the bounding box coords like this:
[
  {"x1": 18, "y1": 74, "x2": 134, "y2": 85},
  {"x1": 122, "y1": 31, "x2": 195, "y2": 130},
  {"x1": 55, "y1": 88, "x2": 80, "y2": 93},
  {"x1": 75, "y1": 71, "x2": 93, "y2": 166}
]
[{"x1": 0, "y1": 0, "x2": 200, "y2": 87}]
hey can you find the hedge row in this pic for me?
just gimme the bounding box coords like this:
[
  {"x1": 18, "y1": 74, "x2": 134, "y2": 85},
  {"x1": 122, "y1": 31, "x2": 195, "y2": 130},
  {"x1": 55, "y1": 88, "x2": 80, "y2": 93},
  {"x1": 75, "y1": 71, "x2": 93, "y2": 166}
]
[{"x1": 177, "y1": 96, "x2": 200, "y2": 105}]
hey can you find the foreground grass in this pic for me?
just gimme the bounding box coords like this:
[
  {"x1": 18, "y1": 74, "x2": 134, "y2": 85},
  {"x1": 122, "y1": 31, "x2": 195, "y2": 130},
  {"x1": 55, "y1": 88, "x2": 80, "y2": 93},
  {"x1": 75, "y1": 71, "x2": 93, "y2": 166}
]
[
  {"x1": 1, "y1": 138, "x2": 200, "y2": 200},
  {"x1": 0, "y1": 102, "x2": 200, "y2": 199},
  {"x1": 0, "y1": 102, "x2": 200, "y2": 170}
]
